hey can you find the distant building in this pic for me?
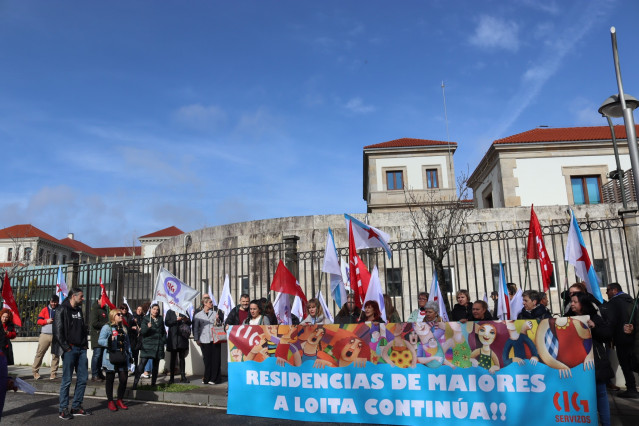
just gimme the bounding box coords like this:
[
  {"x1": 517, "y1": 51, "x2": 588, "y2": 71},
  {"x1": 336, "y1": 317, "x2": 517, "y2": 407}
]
[
  {"x1": 138, "y1": 226, "x2": 184, "y2": 258},
  {"x1": 363, "y1": 138, "x2": 457, "y2": 212},
  {"x1": 468, "y1": 125, "x2": 637, "y2": 208}
]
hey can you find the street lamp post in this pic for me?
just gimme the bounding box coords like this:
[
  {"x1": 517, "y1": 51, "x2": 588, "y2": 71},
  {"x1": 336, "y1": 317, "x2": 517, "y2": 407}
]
[{"x1": 598, "y1": 27, "x2": 639, "y2": 208}]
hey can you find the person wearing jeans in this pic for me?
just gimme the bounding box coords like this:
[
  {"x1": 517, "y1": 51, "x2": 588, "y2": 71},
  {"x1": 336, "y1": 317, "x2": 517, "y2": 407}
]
[{"x1": 53, "y1": 287, "x2": 92, "y2": 420}]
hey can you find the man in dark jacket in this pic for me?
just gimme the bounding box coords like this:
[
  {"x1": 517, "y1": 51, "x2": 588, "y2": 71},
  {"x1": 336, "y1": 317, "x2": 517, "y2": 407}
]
[
  {"x1": 89, "y1": 298, "x2": 109, "y2": 381},
  {"x1": 53, "y1": 287, "x2": 91, "y2": 419},
  {"x1": 470, "y1": 301, "x2": 493, "y2": 321},
  {"x1": 605, "y1": 283, "x2": 638, "y2": 398},
  {"x1": 518, "y1": 290, "x2": 552, "y2": 320},
  {"x1": 224, "y1": 293, "x2": 250, "y2": 328}
]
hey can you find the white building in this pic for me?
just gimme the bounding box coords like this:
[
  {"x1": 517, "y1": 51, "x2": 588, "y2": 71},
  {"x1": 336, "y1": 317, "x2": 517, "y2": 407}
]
[
  {"x1": 468, "y1": 125, "x2": 637, "y2": 208},
  {"x1": 363, "y1": 138, "x2": 458, "y2": 212}
]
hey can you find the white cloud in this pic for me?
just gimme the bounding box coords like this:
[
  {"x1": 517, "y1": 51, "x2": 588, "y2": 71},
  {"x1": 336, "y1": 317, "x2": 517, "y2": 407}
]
[
  {"x1": 344, "y1": 97, "x2": 376, "y2": 114},
  {"x1": 570, "y1": 97, "x2": 606, "y2": 126},
  {"x1": 173, "y1": 104, "x2": 227, "y2": 130},
  {"x1": 469, "y1": 15, "x2": 519, "y2": 52}
]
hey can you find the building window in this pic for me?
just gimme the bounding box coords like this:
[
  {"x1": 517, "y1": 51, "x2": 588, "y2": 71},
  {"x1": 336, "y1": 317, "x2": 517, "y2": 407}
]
[
  {"x1": 7, "y1": 248, "x2": 12, "y2": 261},
  {"x1": 62, "y1": 255, "x2": 67, "y2": 264},
  {"x1": 386, "y1": 171, "x2": 404, "y2": 190},
  {"x1": 571, "y1": 176, "x2": 602, "y2": 205},
  {"x1": 426, "y1": 169, "x2": 439, "y2": 188},
  {"x1": 385, "y1": 268, "x2": 402, "y2": 296},
  {"x1": 24, "y1": 248, "x2": 32, "y2": 261}
]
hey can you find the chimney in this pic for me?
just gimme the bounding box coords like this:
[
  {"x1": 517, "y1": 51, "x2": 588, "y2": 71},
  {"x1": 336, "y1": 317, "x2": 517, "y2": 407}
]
[{"x1": 67, "y1": 233, "x2": 74, "y2": 240}]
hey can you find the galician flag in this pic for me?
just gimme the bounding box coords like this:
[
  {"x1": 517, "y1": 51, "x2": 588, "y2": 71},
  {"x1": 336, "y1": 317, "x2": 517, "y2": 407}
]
[
  {"x1": 428, "y1": 272, "x2": 449, "y2": 322},
  {"x1": 565, "y1": 210, "x2": 603, "y2": 303},
  {"x1": 218, "y1": 274, "x2": 234, "y2": 319},
  {"x1": 56, "y1": 265, "x2": 68, "y2": 302},
  {"x1": 344, "y1": 214, "x2": 392, "y2": 259},
  {"x1": 154, "y1": 268, "x2": 200, "y2": 314},
  {"x1": 496, "y1": 262, "x2": 511, "y2": 320},
  {"x1": 363, "y1": 266, "x2": 387, "y2": 322},
  {"x1": 322, "y1": 228, "x2": 346, "y2": 308}
]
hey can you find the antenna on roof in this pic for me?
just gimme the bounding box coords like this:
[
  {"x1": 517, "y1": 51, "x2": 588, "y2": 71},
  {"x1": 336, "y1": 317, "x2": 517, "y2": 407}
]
[{"x1": 442, "y1": 81, "x2": 453, "y2": 187}]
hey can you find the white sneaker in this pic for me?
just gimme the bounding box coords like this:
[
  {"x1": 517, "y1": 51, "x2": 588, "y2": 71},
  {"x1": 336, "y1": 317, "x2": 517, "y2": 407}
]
[{"x1": 141, "y1": 372, "x2": 150, "y2": 379}]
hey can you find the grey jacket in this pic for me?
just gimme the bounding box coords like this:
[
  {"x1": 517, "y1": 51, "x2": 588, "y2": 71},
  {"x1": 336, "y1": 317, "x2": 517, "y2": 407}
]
[{"x1": 193, "y1": 309, "x2": 223, "y2": 344}]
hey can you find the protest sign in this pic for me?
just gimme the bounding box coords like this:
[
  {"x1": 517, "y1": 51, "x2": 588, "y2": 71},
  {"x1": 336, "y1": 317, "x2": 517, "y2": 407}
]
[{"x1": 227, "y1": 319, "x2": 596, "y2": 425}]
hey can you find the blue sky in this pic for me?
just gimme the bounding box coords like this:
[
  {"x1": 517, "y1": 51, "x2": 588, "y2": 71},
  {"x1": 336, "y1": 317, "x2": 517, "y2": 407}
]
[{"x1": 0, "y1": 0, "x2": 637, "y2": 247}]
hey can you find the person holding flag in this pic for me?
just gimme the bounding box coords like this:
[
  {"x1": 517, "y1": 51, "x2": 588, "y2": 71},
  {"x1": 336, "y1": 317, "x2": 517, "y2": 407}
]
[
  {"x1": 89, "y1": 292, "x2": 109, "y2": 382},
  {"x1": 526, "y1": 205, "x2": 554, "y2": 292}
]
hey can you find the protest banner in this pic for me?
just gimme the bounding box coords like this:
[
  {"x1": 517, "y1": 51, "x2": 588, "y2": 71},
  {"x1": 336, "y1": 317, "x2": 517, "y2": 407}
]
[{"x1": 227, "y1": 319, "x2": 596, "y2": 425}]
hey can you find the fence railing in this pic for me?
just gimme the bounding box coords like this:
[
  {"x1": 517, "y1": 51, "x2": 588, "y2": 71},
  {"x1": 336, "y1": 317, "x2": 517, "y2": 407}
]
[{"x1": 5, "y1": 216, "x2": 635, "y2": 337}]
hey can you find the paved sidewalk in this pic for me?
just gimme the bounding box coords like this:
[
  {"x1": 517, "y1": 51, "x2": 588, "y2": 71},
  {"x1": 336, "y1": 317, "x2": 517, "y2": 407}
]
[
  {"x1": 9, "y1": 366, "x2": 639, "y2": 425},
  {"x1": 10, "y1": 365, "x2": 228, "y2": 408}
]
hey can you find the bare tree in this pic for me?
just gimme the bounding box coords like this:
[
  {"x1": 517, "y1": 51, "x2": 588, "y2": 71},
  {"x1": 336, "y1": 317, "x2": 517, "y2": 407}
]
[{"x1": 404, "y1": 173, "x2": 473, "y2": 312}]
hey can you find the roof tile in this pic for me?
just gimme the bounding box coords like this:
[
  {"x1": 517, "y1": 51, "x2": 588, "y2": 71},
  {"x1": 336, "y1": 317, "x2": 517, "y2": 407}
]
[
  {"x1": 365, "y1": 138, "x2": 457, "y2": 149},
  {"x1": 493, "y1": 125, "x2": 639, "y2": 144},
  {"x1": 139, "y1": 226, "x2": 184, "y2": 239}
]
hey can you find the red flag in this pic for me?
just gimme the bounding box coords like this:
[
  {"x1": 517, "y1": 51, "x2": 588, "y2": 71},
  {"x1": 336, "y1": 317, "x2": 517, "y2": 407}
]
[
  {"x1": 99, "y1": 278, "x2": 116, "y2": 310},
  {"x1": 349, "y1": 221, "x2": 371, "y2": 308},
  {"x1": 2, "y1": 272, "x2": 21, "y2": 326},
  {"x1": 270, "y1": 260, "x2": 307, "y2": 312},
  {"x1": 526, "y1": 205, "x2": 554, "y2": 292}
]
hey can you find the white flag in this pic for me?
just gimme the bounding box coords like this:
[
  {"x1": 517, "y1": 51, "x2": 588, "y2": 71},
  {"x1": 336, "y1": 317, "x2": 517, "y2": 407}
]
[
  {"x1": 340, "y1": 256, "x2": 350, "y2": 293},
  {"x1": 122, "y1": 296, "x2": 133, "y2": 314},
  {"x1": 273, "y1": 292, "x2": 292, "y2": 325},
  {"x1": 154, "y1": 268, "x2": 199, "y2": 315},
  {"x1": 322, "y1": 228, "x2": 347, "y2": 308},
  {"x1": 428, "y1": 272, "x2": 449, "y2": 322},
  {"x1": 363, "y1": 266, "x2": 387, "y2": 322},
  {"x1": 291, "y1": 295, "x2": 304, "y2": 321},
  {"x1": 218, "y1": 274, "x2": 234, "y2": 319},
  {"x1": 510, "y1": 289, "x2": 524, "y2": 320},
  {"x1": 316, "y1": 290, "x2": 334, "y2": 324}
]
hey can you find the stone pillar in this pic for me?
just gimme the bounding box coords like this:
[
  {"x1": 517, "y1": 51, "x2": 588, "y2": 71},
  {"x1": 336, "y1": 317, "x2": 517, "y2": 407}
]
[
  {"x1": 283, "y1": 235, "x2": 300, "y2": 278},
  {"x1": 67, "y1": 261, "x2": 80, "y2": 291}
]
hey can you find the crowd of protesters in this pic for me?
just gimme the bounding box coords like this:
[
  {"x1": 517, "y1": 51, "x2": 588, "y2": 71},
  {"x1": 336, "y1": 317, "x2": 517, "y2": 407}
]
[{"x1": 0, "y1": 279, "x2": 635, "y2": 424}]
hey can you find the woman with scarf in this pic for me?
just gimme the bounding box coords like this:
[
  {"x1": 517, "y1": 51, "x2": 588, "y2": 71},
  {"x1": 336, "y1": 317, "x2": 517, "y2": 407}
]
[{"x1": 98, "y1": 309, "x2": 133, "y2": 411}]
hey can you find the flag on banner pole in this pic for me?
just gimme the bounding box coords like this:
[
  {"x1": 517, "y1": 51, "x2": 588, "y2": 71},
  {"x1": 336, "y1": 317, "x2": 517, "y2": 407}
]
[
  {"x1": 273, "y1": 292, "x2": 292, "y2": 325},
  {"x1": 2, "y1": 272, "x2": 21, "y2": 326},
  {"x1": 565, "y1": 210, "x2": 603, "y2": 303},
  {"x1": 154, "y1": 268, "x2": 200, "y2": 314},
  {"x1": 316, "y1": 290, "x2": 334, "y2": 324},
  {"x1": 270, "y1": 260, "x2": 308, "y2": 313},
  {"x1": 363, "y1": 266, "x2": 387, "y2": 322},
  {"x1": 56, "y1": 266, "x2": 68, "y2": 303},
  {"x1": 344, "y1": 214, "x2": 392, "y2": 259},
  {"x1": 218, "y1": 274, "x2": 234, "y2": 319},
  {"x1": 349, "y1": 221, "x2": 371, "y2": 308},
  {"x1": 496, "y1": 262, "x2": 511, "y2": 320},
  {"x1": 428, "y1": 272, "x2": 449, "y2": 322},
  {"x1": 99, "y1": 278, "x2": 116, "y2": 310},
  {"x1": 322, "y1": 228, "x2": 346, "y2": 308},
  {"x1": 291, "y1": 295, "x2": 303, "y2": 321},
  {"x1": 527, "y1": 205, "x2": 554, "y2": 292}
]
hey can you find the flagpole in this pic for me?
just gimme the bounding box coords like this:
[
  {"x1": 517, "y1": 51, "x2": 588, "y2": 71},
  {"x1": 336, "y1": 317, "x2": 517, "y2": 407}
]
[{"x1": 523, "y1": 260, "x2": 530, "y2": 292}]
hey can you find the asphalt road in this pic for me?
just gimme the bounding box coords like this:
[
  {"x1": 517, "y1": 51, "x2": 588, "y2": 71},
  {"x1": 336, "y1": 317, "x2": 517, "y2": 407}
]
[{"x1": 1, "y1": 392, "x2": 382, "y2": 426}]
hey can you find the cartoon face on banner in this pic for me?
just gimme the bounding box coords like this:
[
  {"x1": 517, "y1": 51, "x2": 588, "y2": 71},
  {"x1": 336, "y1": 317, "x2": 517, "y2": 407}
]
[{"x1": 164, "y1": 277, "x2": 182, "y2": 303}]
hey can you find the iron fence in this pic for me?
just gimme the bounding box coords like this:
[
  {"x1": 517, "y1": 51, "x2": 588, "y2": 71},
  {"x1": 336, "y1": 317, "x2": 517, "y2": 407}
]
[{"x1": 5, "y1": 216, "x2": 636, "y2": 337}]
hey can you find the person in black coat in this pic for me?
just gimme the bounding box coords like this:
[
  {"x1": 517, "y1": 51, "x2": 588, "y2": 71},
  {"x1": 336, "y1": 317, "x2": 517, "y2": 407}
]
[
  {"x1": 604, "y1": 283, "x2": 638, "y2": 398},
  {"x1": 165, "y1": 309, "x2": 191, "y2": 384},
  {"x1": 469, "y1": 301, "x2": 493, "y2": 321},
  {"x1": 518, "y1": 290, "x2": 552, "y2": 320},
  {"x1": 450, "y1": 290, "x2": 472, "y2": 323}
]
